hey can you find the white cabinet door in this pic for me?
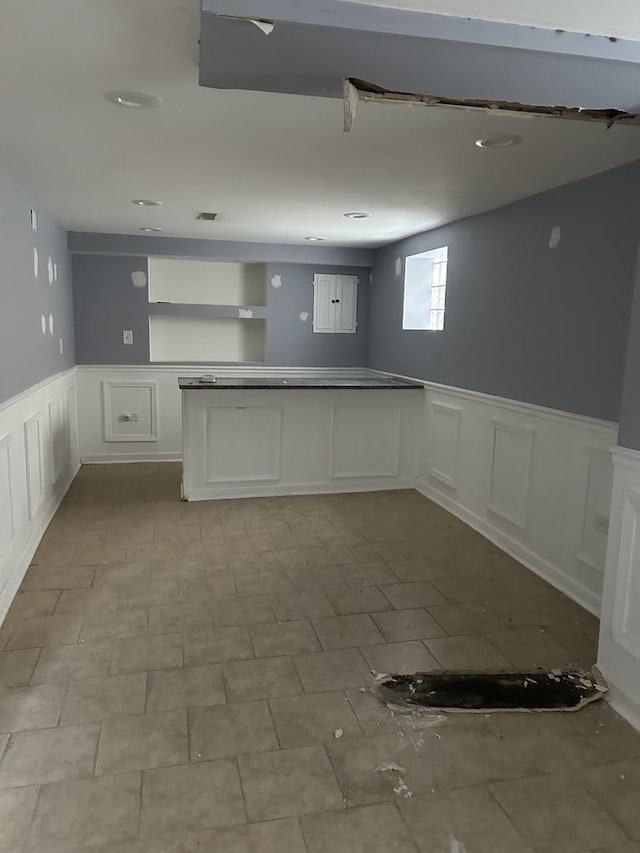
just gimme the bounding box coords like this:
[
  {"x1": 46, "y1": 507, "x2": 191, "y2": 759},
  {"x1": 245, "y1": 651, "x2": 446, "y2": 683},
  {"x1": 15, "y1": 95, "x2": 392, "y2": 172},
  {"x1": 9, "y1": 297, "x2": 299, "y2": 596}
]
[
  {"x1": 334, "y1": 275, "x2": 358, "y2": 333},
  {"x1": 313, "y1": 274, "x2": 358, "y2": 334},
  {"x1": 313, "y1": 274, "x2": 335, "y2": 333}
]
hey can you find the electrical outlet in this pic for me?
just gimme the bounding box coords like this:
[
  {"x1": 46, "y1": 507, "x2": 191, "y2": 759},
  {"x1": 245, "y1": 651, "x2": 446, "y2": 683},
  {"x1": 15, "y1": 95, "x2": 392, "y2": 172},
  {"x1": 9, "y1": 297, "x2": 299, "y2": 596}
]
[
  {"x1": 594, "y1": 514, "x2": 610, "y2": 535},
  {"x1": 123, "y1": 329, "x2": 134, "y2": 345}
]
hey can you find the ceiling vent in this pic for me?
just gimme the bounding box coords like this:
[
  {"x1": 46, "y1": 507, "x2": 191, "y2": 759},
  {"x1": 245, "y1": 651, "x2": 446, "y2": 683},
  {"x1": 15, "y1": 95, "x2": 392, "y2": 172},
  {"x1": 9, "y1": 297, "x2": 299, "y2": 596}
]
[{"x1": 197, "y1": 212, "x2": 219, "y2": 221}]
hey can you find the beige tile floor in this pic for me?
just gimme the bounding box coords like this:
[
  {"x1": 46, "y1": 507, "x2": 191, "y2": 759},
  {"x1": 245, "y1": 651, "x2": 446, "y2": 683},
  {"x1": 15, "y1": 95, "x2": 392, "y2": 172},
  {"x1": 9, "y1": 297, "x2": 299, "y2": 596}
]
[{"x1": 0, "y1": 463, "x2": 639, "y2": 852}]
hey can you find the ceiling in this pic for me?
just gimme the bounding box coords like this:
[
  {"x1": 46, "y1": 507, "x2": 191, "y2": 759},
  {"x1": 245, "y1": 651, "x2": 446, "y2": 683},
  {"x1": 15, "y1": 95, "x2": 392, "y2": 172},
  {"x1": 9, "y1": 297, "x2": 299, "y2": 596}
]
[
  {"x1": 0, "y1": 0, "x2": 638, "y2": 248},
  {"x1": 339, "y1": 0, "x2": 640, "y2": 41}
]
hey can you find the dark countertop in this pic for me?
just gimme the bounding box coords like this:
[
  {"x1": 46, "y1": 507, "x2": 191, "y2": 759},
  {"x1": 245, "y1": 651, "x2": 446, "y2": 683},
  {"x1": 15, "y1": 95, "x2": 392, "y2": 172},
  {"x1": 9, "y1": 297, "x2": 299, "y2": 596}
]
[{"x1": 178, "y1": 375, "x2": 423, "y2": 390}]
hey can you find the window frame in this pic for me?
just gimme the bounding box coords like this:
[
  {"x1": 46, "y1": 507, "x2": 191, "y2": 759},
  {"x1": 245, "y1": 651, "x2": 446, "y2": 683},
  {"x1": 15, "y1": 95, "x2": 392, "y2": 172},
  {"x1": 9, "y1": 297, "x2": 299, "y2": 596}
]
[{"x1": 402, "y1": 246, "x2": 449, "y2": 332}]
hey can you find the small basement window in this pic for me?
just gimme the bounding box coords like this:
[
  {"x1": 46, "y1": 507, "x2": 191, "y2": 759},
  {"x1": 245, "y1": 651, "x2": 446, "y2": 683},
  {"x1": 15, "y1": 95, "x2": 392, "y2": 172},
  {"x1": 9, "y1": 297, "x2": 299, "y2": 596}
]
[{"x1": 402, "y1": 246, "x2": 449, "y2": 331}]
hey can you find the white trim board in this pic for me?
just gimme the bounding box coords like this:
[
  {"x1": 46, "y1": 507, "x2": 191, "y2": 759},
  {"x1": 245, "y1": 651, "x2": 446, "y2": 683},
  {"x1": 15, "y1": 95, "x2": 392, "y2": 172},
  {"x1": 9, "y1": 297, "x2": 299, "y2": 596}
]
[{"x1": 367, "y1": 367, "x2": 617, "y2": 432}]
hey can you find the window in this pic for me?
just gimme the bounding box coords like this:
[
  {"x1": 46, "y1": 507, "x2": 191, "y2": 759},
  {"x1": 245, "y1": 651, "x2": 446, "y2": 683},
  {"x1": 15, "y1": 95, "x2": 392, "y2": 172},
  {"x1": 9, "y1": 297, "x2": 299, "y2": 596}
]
[{"x1": 402, "y1": 246, "x2": 449, "y2": 331}]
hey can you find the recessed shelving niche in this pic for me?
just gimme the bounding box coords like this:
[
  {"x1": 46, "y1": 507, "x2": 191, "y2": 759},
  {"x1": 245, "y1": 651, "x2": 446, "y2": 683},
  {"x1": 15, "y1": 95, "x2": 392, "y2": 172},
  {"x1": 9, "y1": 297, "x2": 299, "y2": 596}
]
[
  {"x1": 148, "y1": 257, "x2": 266, "y2": 306},
  {"x1": 147, "y1": 257, "x2": 267, "y2": 363},
  {"x1": 149, "y1": 316, "x2": 266, "y2": 363}
]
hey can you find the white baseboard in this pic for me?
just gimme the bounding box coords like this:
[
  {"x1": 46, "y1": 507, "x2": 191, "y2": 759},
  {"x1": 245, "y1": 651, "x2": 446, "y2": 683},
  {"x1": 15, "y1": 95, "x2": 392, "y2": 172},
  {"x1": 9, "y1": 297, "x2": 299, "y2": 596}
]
[
  {"x1": 416, "y1": 477, "x2": 601, "y2": 616},
  {"x1": 81, "y1": 452, "x2": 181, "y2": 464},
  {"x1": 0, "y1": 461, "x2": 80, "y2": 624},
  {"x1": 605, "y1": 683, "x2": 640, "y2": 733},
  {"x1": 184, "y1": 476, "x2": 417, "y2": 502}
]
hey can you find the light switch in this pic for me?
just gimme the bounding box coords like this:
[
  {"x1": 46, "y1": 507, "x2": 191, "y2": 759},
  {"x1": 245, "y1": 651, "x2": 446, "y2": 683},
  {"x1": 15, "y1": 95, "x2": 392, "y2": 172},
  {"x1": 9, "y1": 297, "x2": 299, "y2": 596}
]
[{"x1": 123, "y1": 330, "x2": 134, "y2": 345}]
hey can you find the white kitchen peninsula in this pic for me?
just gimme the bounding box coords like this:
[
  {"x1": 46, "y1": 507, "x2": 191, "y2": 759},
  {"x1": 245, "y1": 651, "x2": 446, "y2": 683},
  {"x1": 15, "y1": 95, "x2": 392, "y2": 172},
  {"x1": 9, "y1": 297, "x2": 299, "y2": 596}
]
[{"x1": 179, "y1": 375, "x2": 423, "y2": 500}]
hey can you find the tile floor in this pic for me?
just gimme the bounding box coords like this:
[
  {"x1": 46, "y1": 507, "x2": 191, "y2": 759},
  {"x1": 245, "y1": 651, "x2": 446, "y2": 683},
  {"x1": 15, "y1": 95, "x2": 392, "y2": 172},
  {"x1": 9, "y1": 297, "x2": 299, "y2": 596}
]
[{"x1": 0, "y1": 463, "x2": 639, "y2": 852}]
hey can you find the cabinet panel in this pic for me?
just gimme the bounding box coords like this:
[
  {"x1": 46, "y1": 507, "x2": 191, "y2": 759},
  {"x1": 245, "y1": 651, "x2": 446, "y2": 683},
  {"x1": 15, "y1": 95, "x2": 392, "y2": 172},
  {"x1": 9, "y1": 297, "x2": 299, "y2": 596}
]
[
  {"x1": 313, "y1": 274, "x2": 358, "y2": 334},
  {"x1": 334, "y1": 275, "x2": 358, "y2": 333},
  {"x1": 206, "y1": 406, "x2": 282, "y2": 483},
  {"x1": 312, "y1": 275, "x2": 335, "y2": 333}
]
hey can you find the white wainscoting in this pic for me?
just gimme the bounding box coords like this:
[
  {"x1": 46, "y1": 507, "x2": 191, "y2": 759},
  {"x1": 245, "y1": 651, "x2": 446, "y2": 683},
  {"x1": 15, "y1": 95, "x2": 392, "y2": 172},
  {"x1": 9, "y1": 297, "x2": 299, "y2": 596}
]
[
  {"x1": 76, "y1": 366, "x2": 368, "y2": 463},
  {"x1": 76, "y1": 365, "x2": 617, "y2": 617},
  {"x1": 599, "y1": 447, "x2": 640, "y2": 731},
  {"x1": 182, "y1": 386, "x2": 421, "y2": 501},
  {"x1": 0, "y1": 369, "x2": 79, "y2": 625},
  {"x1": 403, "y1": 378, "x2": 617, "y2": 616}
]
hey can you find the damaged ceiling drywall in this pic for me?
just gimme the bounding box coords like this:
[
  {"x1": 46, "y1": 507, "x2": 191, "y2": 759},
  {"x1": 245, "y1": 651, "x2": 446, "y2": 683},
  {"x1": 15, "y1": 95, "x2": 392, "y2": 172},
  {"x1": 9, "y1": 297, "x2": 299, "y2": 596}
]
[{"x1": 343, "y1": 78, "x2": 640, "y2": 132}]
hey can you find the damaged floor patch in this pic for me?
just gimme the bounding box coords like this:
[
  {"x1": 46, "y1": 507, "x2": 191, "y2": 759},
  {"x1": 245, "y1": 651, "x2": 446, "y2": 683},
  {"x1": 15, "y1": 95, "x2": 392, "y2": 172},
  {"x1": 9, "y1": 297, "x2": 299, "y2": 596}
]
[{"x1": 376, "y1": 670, "x2": 607, "y2": 713}]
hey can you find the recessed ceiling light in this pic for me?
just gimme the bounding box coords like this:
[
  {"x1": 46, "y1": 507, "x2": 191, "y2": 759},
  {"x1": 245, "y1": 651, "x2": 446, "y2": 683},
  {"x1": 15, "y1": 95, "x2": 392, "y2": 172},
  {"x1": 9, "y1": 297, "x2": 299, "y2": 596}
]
[
  {"x1": 132, "y1": 199, "x2": 163, "y2": 207},
  {"x1": 106, "y1": 91, "x2": 161, "y2": 109},
  {"x1": 344, "y1": 212, "x2": 370, "y2": 219},
  {"x1": 140, "y1": 226, "x2": 164, "y2": 233},
  {"x1": 475, "y1": 134, "x2": 523, "y2": 149},
  {"x1": 305, "y1": 236, "x2": 325, "y2": 242}
]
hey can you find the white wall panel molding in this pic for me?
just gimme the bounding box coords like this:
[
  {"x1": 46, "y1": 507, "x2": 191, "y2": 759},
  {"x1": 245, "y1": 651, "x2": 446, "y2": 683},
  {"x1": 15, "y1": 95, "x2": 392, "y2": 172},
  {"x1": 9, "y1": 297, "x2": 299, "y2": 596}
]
[
  {"x1": 101, "y1": 380, "x2": 158, "y2": 443},
  {"x1": 575, "y1": 446, "x2": 614, "y2": 573},
  {"x1": 0, "y1": 434, "x2": 15, "y2": 563},
  {"x1": 331, "y1": 405, "x2": 401, "y2": 478},
  {"x1": 206, "y1": 406, "x2": 282, "y2": 483},
  {"x1": 427, "y1": 400, "x2": 461, "y2": 489},
  {"x1": 48, "y1": 396, "x2": 65, "y2": 484},
  {"x1": 487, "y1": 418, "x2": 535, "y2": 529},
  {"x1": 24, "y1": 411, "x2": 44, "y2": 520},
  {"x1": 612, "y1": 487, "x2": 640, "y2": 659},
  {"x1": 599, "y1": 447, "x2": 640, "y2": 732},
  {"x1": 0, "y1": 371, "x2": 80, "y2": 626},
  {"x1": 416, "y1": 383, "x2": 617, "y2": 616}
]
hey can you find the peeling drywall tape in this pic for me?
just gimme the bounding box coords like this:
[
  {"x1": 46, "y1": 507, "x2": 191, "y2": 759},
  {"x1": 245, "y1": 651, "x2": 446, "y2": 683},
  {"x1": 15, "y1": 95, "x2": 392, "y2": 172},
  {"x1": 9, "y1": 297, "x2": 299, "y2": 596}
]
[
  {"x1": 549, "y1": 225, "x2": 561, "y2": 249},
  {"x1": 33, "y1": 247, "x2": 38, "y2": 279},
  {"x1": 271, "y1": 274, "x2": 283, "y2": 288},
  {"x1": 395, "y1": 257, "x2": 402, "y2": 277},
  {"x1": 131, "y1": 270, "x2": 147, "y2": 288},
  {"x1": 30, "y1": 209, "x2": 37, "y2": 231},
  {"x1": 238, "y1": 308, "x2": 254, "y2": 319},
  {"x1": 47, "y1": 257, "x2": 54, "y2": 285},
  {"x1": 59, "y1": 337, "x2": 64, "y2": 355},
  {"x1": 53, "y1": 263, "x2": 58, "y2": 282},
  {"x1": 48, "y1": 313, "x2": 54, "y2": 335},
  {"x1": 250, "y1": 18, "x2": 274, "y2": 35},
  {"x1": 40, "y1": 314, "x2": 46, "y2": 335},
  {"x1": 220, "y1": 14, "x2": 274, "y2": 35},
  {"x1": 299, "y1": 311, "x2": 309, "y2": 322}
]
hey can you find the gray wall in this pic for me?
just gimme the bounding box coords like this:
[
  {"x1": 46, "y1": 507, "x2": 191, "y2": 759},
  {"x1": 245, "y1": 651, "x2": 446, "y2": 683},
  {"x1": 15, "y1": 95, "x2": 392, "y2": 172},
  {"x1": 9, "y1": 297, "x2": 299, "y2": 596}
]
[
  {"x1": 68, "y1": 232, "x2": 373, "y2": 268},
  {"x1": 367, "y1": 161, "x2": 640, "y2": 422},
  {"x1": 618, "y1": 247, "x2": 640, "y2": 450},
  {"x1": 72, "y1": 255, "x2": 150, "y2": 365},
  {"x1": 266, "y1": 264, "x2": 368, "y2": 366},
  {"x1": 72, "y1": 254, "x2": 369, "y2": 368},
  {"x1": 0, "y1": 165, "x2": 74, "y2": 404}
]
